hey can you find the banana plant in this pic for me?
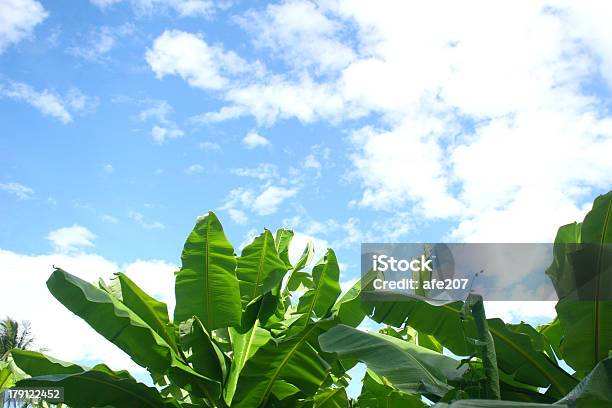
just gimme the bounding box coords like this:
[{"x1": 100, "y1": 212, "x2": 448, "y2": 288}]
[
  {"x1": 546, "y1": 190, "x2": 612, "y2": 377},
  {"x1": 318, "y1": 191, "x2": 612, "y2": 406},
  {"x1": 6, "y1": 191, "x2": 612, "y2": 407},
  {"x1": 8, "y1": 212, "x2": 373, "y2": 407}
]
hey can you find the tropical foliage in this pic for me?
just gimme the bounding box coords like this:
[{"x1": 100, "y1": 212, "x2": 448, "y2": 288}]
[{"x1": 2, "y1": 192, "x2": 612, "y2": 407}]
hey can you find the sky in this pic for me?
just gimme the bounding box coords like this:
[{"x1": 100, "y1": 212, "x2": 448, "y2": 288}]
[{"x1": 1, "y1": 0, "x2": 612, "y2": 393}]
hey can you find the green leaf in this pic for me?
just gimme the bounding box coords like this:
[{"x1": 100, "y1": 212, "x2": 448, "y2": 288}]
[
  {"x1": 320, "y1": 324, "x2": 466, "y2": 397},
  {"x1": 224, "y1": 325, "x2": 272, "y2": 405},
  {"x1": 17, "y1": 362, "x2": 180, "y2": 407},
  {"x1": 275, "y1": 229, "x2": 295, "y2": 269},
  {"x1": 114, "y1": 272, "x2": 178, "y2": 353},
  {"x1": 271, "y1": 379, "x2": 300, "y2": 401},
  {"x1": 331, "y1": 269, "x2": 377, "y2": 328},
  {"x1": 465, "y1": 294, "x2": 500, "y2": 400},
  {"x1": 486, "y1": 318, "x2": 577, "y2": 398},
  {"x1": 179, "y1": 317, "x2": 226, "y2": 384},
  {"x1": 174, "y1": 211, "x2": 241, "y2": 330},
  {"x1": 432, "y1": 401, "x2": 560, "y2": 407},
  {"x1": 548, "y1": 191, "x2": 612, "y2": 374},
  {"x1": 545, "y1": 222, "x2": 581, "y2": 298},
  {"x1": 10, "y1": 349, "x2": 83, "y2": 377},
  {"x1": 236, "y1": 229, "x2": 288, "y2": 308},
  {"x1": 363, "y1": 295, "x2": 475, "y2": 355},
  {"x1": 363, "y1": 295, "x2": 577, "y2": 396},
  {"x1": 312, "y1": 386, "x2": 348, "y2": 407},
  {"x1": 233, "y1": 321, "x2": 332, "y2": 407},
  {"x1": 358, "y1": 370, "x2": 427, "y2": 408},
  {"x1": 555, "y1": 298, "x2": 612, "y2": 377},
  {"x1": 556, "y1": 356, "x2": 612, "y2": 407},
  {"x1": 285, "y1": 241, "x2": 315, "y2": 294},
  {"x1": 0, "y1": 359, "x2": 24, "y2": 392},
  {"x1": 433, "y1": 357, "x2": 612, "y2": 407},
  {"x1": 297, "y1": 249, "x2": 341, "y2": 319},
  {"x1": 537, "y1": 318, "x2": 562, "y2": 361},
  {"x1": 47, "y1": 268, "x2": 175, "y2": 373}
]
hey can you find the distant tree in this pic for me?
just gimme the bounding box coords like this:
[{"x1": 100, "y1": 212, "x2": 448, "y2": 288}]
[{"x1": 0, "y1": 317, "x2": 35, "y2": 360}]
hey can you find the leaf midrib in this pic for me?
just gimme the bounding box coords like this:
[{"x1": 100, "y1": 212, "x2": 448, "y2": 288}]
[
  {"x1": 257, "y1": 323, "x2": 319, "y2": 406},
  {"x1": 593, "y1": 197, "x2": 611, "y2": 367},
  {"x1": 205, "y1": 216, "x2": 212, "y2": 330},
  {"x1": 306, "y1": 257, "x2": 329, "y2": 319},
  {"x1": 252, "y1": 232, "x2": 268, "y2": 299}
]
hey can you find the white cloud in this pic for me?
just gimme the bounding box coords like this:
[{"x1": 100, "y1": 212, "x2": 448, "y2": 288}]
[
  {"x1": 102, "y1": 164, "x2": 114, "y2": 174},
  {"x1": 220, "y1": 77, "x2": 346, "y2": 125},
  {"x1": 47, "y1": 225, "x2": 96, "y2": 253},
  {"x1": 302, "y1": 144, "x2": 331, "y2": 177},
  {"x1": 146, "y1": 30, "x2": 256, "y2": 91},
  {"x1": 90, "y1": 0, "x2": 215, "y2": 17},
  {"x1": 184, "y1": 164, "x2": 205, "y2": 175},
  {"x1": 0, "y1": 81, "x2": 97, "y2": 123},
  {"x1": 145, "y1": 2, "x2": 612, "y2": 242},
  {"x1": 0, "y1": 182, "x2": 34, "y2": 199},
  {"x1": 138, "y1": 100, "x2": 171, "y2": 122},
  {"x1": 151, "y1": 126, "x2": 184, "y2": 143},
  {"x1": 237, "y1": 0, "x2": 355, "y2": 72},
  {"x1": 137, "y1": 100, "x2": 184, "y2": 144},
  {"x1": 484, "y1": 301, "x2": 557, "y2": 324},
  {"x1": 128, "y1": 211, "x2": 164, "y2": 229},
  {"x1": 242, "y1": 132, "x2": 270, "y2": 149},
  {"x1": 303, "y1": 154, "x2": 320, "y2": 171},
  {"x1": 221, "y1": 183, "x2": 297, "y2": 222},
  {"x1": 0, "y1": 0, "x2": 48, "y2": 54},
  {"x1": 227, "y1": 208, "x2": 248, "y2": 225},
  {"x1": 251, "y1": 185, "x2": 297, "y2": 215},
  {"x1": 0, "y1": 248, "x2": 176, "y2": 374},
  {"x1": 67, "y1": 23, "x2": 134, "y2": 62}
]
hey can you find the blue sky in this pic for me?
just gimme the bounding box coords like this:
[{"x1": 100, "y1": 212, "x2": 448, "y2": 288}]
[{"x1": 1, "y1": 0, "x2": 612, "y2": 392}]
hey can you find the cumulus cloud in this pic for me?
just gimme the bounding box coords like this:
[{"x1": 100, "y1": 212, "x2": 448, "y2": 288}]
[
  {"x1": 0, "y1": 0, "x2": 47, "y2": 54},
  {"x1": 251, "y1": 185, "x2": 297, "y2": 215},
  {"x1": 236, "y1": 0, "x2": 355, "y2": 72},
  {"x1": 0, "y1": 182, "x2": 34, "y2": 199},
  {"x1": 146, "y1": 30, "x2": 260, "y2": 91},
  {"x1": 0, "y1": 248, "x2": 176, "y2": 374},
  {"x1": 0, "y1": 81, "x2": 98, "y2": 123},
  {"x1": 47, "y1": 225, "x2": 96, "y2": 253},
  {"x1": 151, "y1": 125, "x2": 184, "y2": 144},
  {"x1": 144, "y1": 2, "x2": 612, "y2": 241},
  {"x1": 221, "y1": 184, "x2": 298, "y2": 222},
  {"x1": 242, "y1": 132, "x2": 270, "y2": 149}
]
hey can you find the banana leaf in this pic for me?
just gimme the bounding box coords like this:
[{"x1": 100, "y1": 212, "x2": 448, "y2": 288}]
[{"x1": 174, "y1": 211, "x2": 242, "y2": 330}]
